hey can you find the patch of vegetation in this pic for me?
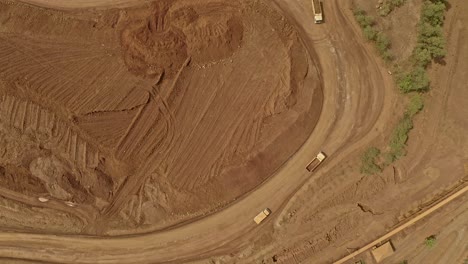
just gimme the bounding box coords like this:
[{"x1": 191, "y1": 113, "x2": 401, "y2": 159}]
[
  {"x1": 361, "y1": 147, "x2": 382, "y2": 175},
  {"x1": 400, "y1": 261, "x2": 409, "y2": 264},
  {"x1": 354, "y1": 9, "x2": 375, "y2": 28},
  {"x1": 379, "y1": 0, "x2": 407, "y2": 17},
  {"x1": 398, "y1": 0, "x2": 447, "y2": 93},
  {"x1": 363, "y1": 95, "x2": 424, "y2": 170},
  {"x1": 354, "y1": 9, "x2": 393, "y2": 62},
  {"x1": 406, "y1": 94, "x2": 424, "y2": 117},
  {"x1": 357, "y1": 1, "x2": 446, "y2": 172},
  {"x1": 386, "y1": 113, "x2": 413, "y2": 162},
  {"x1": 424, "y1": 235, "x2": 437, "y2": 248},
  {"x1": 382, "y1": 0, "x2": 446, "y2": 164},
  {"x1": 398, "y1": 66, "x2": 430, "y2": 93}
]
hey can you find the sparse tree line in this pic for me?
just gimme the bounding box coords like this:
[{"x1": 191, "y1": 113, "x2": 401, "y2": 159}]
[
  {"x1": 357, "y1": 0, "x2": 447, "y2": 174},
  {"x1": 379, "y1": 0, "x2": 407, "y2": 17},
  {"x1": 354, "y1": 9, "x2": 392, "y2": 62},
  {"x1": 399, "y1": 0, "x2": 447, "y2": 93},
  {"x1": 361, "y1": 94, "x2": 423, "y2": 174}
]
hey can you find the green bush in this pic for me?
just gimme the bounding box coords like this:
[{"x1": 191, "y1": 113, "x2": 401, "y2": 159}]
[
  {"x1": 361, "y1": 147, "x2": 382, "y2": 175},
  {"x1": 376, "y1": 34, "x2": 391, "y2": 54},
  {"x1": 413, "y1": 45, "x2": 433, "y2": 67},
  {"x1": 379, "y1": 4, "x2": 392, "y2": 16},
  {"x1": 407, "y1": 94, "x2": 424, "y2": 117},
  {"x1": 412, "y1": 0, "x2": 447, "y2": 67},
  {"x1": 363, "y1": 26, "x2": 378, "y2": 41},
  {"x1": 398, "y1": 66, "x2": 430, "y2": 93},
  {"x1": 354, "y1": 9, "x2": 393, "y2": 62},
  {"x1": 379, "y1": 0, "x2": 407, "y2": 16},
  {"x1": 421, "y1": 0, "x2": 446, "y2": 26},
  {"x1": 354, "y1": 10, "x2": 375, "y2": 28},
  {"x1": 392, "y1": 0, "x2": 406, "y2": 5},
  {"x1": 417, "y1": 23, "x2": 446, "y2": 61},
  {"x1": 424, "y1": 235, "x2": 437, "y2": 248},
  {"x1": 388, "y1": 114, "x2": 413, "y2": 159},
  {"x1": 381, "y1": 50, "x2": 393, "y2": 62}
]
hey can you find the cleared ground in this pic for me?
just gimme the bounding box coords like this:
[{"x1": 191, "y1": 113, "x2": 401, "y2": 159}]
[
  {"x1": 0, "y1": 0, "x2": 321, "y2": 234},
  {"x1": 0, "y1": 0, "x2": 465, "y2": 263}
]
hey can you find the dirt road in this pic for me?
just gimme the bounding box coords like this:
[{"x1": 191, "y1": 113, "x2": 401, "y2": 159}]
[
  {"x1": 0, "y1": 0, "x2": 396, "y2": 263},
  {"x1": 16, "y1": 0, "x2": 147, "y2": 9},
  {"x1": 333, "y1": 184, "x2": 468, "y2": 264}
]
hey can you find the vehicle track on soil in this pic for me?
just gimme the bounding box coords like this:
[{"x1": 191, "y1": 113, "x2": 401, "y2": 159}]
[
  {"x1": 333, "y1": 184, "x2": 468, "y2": 264},
  {"x1": 0, "y1": 0, "x2": 392, "y2": 263}
]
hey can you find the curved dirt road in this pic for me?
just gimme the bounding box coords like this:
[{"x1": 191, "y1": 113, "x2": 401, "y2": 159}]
[
  {"x1": 15, "y1": 0, "x2": 147, "y2": 9},
  {"x1": 0, "y1": 0, "x2": 395, "y2": 263}
]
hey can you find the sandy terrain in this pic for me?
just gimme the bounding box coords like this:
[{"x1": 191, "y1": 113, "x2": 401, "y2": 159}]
[
  {"x1": 0, "y1": 0, "x2": 465, "y2": 263},
  {"x1": 0, "y1": 0, "x2": 321, "y2": 234}
]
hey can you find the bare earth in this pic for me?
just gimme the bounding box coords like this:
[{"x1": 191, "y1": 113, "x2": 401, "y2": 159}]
[{"x1": 0, "y1": 0, "x2": 466, "y2": 263}]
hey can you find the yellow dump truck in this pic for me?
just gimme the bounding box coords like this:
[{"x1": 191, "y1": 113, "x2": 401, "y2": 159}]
[
  {"x1": 312, "y1": 0, "x2": 323, "y2": 23},
  {"x1": 254, "y1": 208, "x2": 271, "y2": 224},
  {"x1": 306, "y1": 152, "x2": 326, "y2": 172}
]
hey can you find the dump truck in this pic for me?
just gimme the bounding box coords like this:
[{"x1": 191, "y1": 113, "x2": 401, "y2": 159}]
[
  {"x1": 38, "y1": 197, "x2": 49, "y2": 203},
  {"x1": 312, "y1": 0, "x2": 323, "y2": 23},
  {"x1": 254, "y1": 208, "x2": 271, "y2": 224},
  {"x1": 306, "y1": 152, "x2": 326, "y2": 172},
  {"x1": 64, "y1": 201, "x2": 77, "y2": 207}
]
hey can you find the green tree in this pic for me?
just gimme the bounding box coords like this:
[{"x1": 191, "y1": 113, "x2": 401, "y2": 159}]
[
  {"x1": 413, "y1": 46, "x2": 432, "y2": 67},
  {"x1": 407, "y1": 94, "x2": 424, "y2": 117},
  {"x1": 421, "y1": 1, "x2": 446, "y2": 26},
  {"x1": 398, "y1": 66, "x2": 430, "y2": 93},
  {"x1": 363, "y1": 26, "x2": 377, "y2": 41},
  {"x1": 376, "y1": 34, "x2": 391, "y2": 54},
  {"x1": 354, "y1": 10, "x2": 375, "y2": 28},
  {"x1": 417, "y1": 23, "x2": 446, "y2": 60},
  {"x1": 389, "y1": 114, "x2": 413, "y2": 158}
]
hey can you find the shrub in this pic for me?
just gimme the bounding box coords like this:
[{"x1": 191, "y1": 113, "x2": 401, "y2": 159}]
[
  {"x1": 412, "y1": 0, "x2": 447, "y2": 68},
  {"x1": 379, "y1": 0, "x2": 407, "y2": 16},
  {"x1": 379, "y1": 4, "x2": 392, "y2": 16},
  {"x1": 421, "y1": 0, "x2": 446, "y2": 26},
  {"x1": 354, "y1": 9, "x2": 393, "y2": 62},
  {"x1": 417, "y1": 23, "x2": 446, "y2": 61},
  {"x1": 413, "y1": 45, "x2": 433, "y2": 67},
  {"x1": 376, "y1": 34, "x2": 391, "y2": 54},
  {"x1": 389, "y1": 114, "x2": 413, "y2": 158},
  {"x1": 363, "y1": 26, "x2": 378, "y2": 41},
  {"x1": 361, "y1": 147, "x2": 382, "y2": 175},
  {"x1": 354, "y1": 10, "x2": 375, "y2": 28},
  {"x1": 398, "y1": 66, "x2": 430, "y2": 93},
  {"x1": 392, "y1": 0, "x2": 406, "y2": 5},
  {"x1": 407, "y1": 94, "x2": 424, "y2": 117},
  {"x1": 424, "y1": 235, "x2": 437, "y2": 248},
  {"x1": 381, "y1": 50, "x2": 393, "y2": 62}
]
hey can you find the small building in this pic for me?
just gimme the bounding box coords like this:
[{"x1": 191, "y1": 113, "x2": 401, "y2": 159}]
[{"x1": 371, "y1": 241, "x2": 395, "y2": 263}]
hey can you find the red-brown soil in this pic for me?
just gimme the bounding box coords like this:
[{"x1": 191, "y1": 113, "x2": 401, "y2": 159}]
[
  {"x1": 0, "y1": 0, "x2": 465, "y2": 263},
  {"x1": 0, "y1": 0, "x2": 321, "y2": 234}
]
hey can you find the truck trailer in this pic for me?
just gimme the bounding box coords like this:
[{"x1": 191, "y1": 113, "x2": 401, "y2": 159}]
[
  {"x1": 306, "y1": 152, "x2": 326, "y2": 172},
  {"x1": 254, "y1": 208, "x2": 271, "y2": 224},
  {"x1": 312, "y1": 0, "x2": 323, "y2": 23}
]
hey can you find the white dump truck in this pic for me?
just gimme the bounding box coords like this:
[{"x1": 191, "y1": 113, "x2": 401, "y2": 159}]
[
  {"x1": 306, "y1": 152, "x2": 326, "y2": 172},
  {"x1": 38, "y1": 197, "x2": 49, "y2": 203},
  {"x1": 312, "y1": 0, "x2": 323, "y2": 23},
  {"x1": 254, "y1": 208, "x2": 272, "y2": 224}
]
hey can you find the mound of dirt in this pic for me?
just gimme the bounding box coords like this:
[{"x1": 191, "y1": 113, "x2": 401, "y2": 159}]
[{"x1": 0, "y1": 0, "x2": 322, "y2": 235}]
